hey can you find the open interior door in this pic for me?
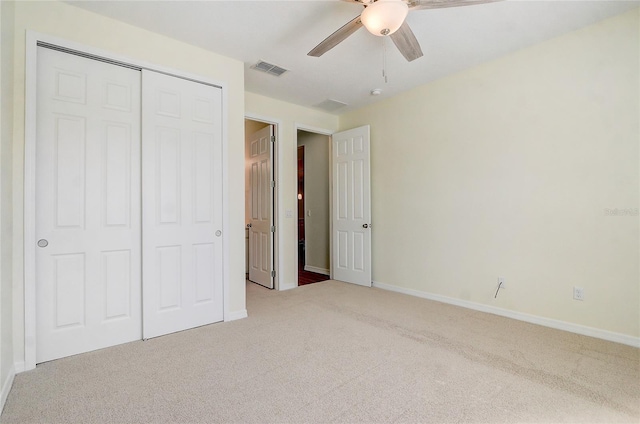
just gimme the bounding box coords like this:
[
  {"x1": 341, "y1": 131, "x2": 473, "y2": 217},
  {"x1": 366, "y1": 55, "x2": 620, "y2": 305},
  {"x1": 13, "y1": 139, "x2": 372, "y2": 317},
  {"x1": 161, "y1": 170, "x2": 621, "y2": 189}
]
[
  {"x1": 332, "y1": 125, "x2": 372, "y2": 287},
  {"x1": 247, "y1": 125, "x2": 274, "y2": 288}
]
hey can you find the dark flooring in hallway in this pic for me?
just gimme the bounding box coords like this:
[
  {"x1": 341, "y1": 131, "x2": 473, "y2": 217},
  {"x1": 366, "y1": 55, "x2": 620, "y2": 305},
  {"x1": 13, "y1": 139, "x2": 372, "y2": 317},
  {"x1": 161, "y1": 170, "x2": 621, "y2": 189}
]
[{"x1": 298, "y1": 265, "x2": 329, "y2": 286}]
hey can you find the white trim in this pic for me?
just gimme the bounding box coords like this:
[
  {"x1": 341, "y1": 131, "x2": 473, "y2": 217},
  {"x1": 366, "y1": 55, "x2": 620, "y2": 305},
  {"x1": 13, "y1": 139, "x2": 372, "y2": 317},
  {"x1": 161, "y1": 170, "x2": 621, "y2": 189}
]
[
  {"x1": 220, "y1": 69, "x2": 231, "y2": 324},
  {"x1": 24, "y1": 31, "x2": 39, "y2": 372},
  {"x1": 0, "y1": 364, "x2": 15, "y2": 413},
  {"x1": 226, "y1": 309, "x2": 248, "y2": 321},
  {"x1": 245, "y1": 113, "x2": 282, "y2": 290},
  {"x1": 372, "y1": 281, "x2": 640, "y2": 348},
  {"x1": 304, "y1": 265, "x2": 330, "y2": 276},
  {"x1": 30, "y1": 33, "x2": 225, "y2": 89},
  {"x1": 279, "y1": 283, "x2": 297, "y2": 291},
  {"x1": 24, "y1": 30, "x2": 232, "y2": 368},
  {"x1": 13, "y1": 362, "x2": 24, "y2": 374},
  {"x1": 294, "y1": 123, "x2": 333, "y2": 136}
]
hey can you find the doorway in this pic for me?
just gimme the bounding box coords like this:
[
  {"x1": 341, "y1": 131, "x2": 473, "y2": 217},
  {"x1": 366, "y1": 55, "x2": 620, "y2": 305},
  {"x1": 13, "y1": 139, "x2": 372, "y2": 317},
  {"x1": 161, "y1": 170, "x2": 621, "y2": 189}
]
[{"x1": 297, "y1": 130, "x2": 331, "y2": 286}]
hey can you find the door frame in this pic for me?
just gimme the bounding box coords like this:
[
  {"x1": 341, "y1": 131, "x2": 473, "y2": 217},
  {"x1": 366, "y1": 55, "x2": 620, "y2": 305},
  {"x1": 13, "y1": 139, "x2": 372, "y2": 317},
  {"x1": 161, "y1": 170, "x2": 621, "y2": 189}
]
[
  {"x1": 244, "y1": 114, "x2": 281, "y2": 290},
  {"x1": 23, "y1": 31, "x2": 231, "y2": 371},
  {"x1": 294, "y1": 123, "x2": 334, "y2": 282}
]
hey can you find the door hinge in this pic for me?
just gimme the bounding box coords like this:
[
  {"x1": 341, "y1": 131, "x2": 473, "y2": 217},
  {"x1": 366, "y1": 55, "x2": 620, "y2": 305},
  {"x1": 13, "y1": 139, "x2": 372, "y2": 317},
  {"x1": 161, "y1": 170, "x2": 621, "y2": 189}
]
[
  {"x1": 270, "y1": 226, "x2": 275, "y2": 233},
  {"x1": 270, "y1": 181, "x2": 275, "y2": 188},
  {"x1": 271, "y1": 270, "x2": 276, "y2": 278},
  {"x1": 270, "y1": 136, "x2": 275, "y2": 143}
]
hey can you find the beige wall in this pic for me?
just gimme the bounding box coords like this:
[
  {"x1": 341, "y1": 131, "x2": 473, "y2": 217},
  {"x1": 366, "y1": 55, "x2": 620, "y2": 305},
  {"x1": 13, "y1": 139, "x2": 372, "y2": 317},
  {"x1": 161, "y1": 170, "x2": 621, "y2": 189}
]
[
  {"x1": 297, "y1": 131, "x2": 330, "y2": 273},
  {"x1": 245, "y1": 92, "x2": 338, "y2": 289},
  {"x1": 1, "y1": 0, "x2": 15, "y2": 394},
  {"x1": 245, "y1": 120, "x2": 270, "y2": 139},
  {"x1": 10, "y1": 0, "x2": 246, "y2": 368},
  {"x1": 340, "y1": 9, "x2": 640, "y2": 339}
]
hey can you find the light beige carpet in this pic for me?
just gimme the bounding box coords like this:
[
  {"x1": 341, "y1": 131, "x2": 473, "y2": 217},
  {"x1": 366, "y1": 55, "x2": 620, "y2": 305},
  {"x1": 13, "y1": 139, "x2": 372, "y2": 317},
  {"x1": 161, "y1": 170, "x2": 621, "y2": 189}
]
[{"x1": 2, "y1": 280, "x2": 639, "y2": 423}]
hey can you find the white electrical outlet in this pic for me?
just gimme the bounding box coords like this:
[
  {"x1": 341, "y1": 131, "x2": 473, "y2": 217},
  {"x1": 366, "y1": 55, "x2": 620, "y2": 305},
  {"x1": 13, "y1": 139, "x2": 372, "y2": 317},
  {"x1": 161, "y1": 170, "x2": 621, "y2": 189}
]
[
  {"x1": 573, "y1": 286, "x2": 585, "y2": 301},
  {"x1": 285, "y1": 209, "x2": 293, "y2": 218},
  {"x1": 498, "y1": 277, "x2": 505, "y2": 289}
]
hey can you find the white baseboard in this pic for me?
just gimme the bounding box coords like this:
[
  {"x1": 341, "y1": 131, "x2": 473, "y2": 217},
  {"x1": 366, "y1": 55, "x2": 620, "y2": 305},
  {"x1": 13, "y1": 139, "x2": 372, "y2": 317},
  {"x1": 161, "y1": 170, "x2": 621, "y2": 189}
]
[
  {"x1": 304, "y1": 265, "x2": 329, "y2": 276},
  {"x1": 372, "y1": 281, "x2": 640, "y2": 348},
  {"x1": 226, "y1": 309, "x2": 247, "y2": 321},
  {"x1": 1, "y1": 364, "x2": 15, "y2": 414},
  {"x1": 13, "y1": 362, "x2": 25, "y2": 374}
]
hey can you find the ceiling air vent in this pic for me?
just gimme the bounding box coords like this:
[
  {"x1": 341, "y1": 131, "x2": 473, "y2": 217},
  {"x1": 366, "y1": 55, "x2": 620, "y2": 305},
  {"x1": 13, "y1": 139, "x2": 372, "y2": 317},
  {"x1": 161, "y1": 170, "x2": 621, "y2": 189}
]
[
  {"x1": 313, "y1": 99, "x2": 348, "y2": 112},
  {"x1": 251, "y1": 60, "x2": 288, "y2": 77}
]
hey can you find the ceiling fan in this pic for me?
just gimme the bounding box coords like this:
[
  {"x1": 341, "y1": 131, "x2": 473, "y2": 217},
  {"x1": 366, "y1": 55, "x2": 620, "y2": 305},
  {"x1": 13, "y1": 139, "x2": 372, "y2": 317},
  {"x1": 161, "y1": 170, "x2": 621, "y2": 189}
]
[{"x1": 308, "y1": 0, "x2": 501, "y2": 62}]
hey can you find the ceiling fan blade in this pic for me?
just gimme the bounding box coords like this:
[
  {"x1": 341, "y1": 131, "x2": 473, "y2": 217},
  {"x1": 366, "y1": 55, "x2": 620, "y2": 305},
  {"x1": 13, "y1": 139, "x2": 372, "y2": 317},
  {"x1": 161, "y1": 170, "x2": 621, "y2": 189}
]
[
  {"x1": 408, "y1": 0, "x2": 502, "y2": 10},
  {"x1": 308, "y1": 15, "x2": 363, "y2": 57},
  {"x1": 390, "y1": 22, "x2": 424, "y2": 62}
]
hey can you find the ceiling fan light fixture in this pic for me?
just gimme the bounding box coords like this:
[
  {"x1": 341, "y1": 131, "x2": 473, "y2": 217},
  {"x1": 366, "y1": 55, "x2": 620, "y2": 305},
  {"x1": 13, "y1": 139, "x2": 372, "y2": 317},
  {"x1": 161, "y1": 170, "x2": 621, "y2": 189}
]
[{"x1": 361, "y1": 0, "x2": 409, "y2": 37}]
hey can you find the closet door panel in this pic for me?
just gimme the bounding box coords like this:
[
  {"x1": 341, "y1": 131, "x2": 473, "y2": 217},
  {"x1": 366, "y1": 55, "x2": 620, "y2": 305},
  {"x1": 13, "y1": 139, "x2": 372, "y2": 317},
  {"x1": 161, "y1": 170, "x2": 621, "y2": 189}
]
[
  {"x1": 35, "y1": 47, "x2": 142, "y2": 363},
  {"x1": 142, "y1": 70, "x2": 223, "y2": 339}
]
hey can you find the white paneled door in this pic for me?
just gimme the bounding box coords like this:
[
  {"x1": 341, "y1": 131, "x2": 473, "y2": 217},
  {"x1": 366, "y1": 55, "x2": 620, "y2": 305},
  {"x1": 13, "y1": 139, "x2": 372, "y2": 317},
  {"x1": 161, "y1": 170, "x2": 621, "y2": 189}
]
[
  {"x1": 247, "y1": 125, "x2": 274, "y2": 288},
  {"x1": 141, "y1": 70, "x2": 224, "y2": 339},
  {"x1": 332, "y1": 126, "x2": 372, "y2": 287},
  {"x1": 35, "y1": 47, "x2": 142, "y2": 363},
  {"x1": 35, "y1": 47, "x2": 225, "y2": 362}
]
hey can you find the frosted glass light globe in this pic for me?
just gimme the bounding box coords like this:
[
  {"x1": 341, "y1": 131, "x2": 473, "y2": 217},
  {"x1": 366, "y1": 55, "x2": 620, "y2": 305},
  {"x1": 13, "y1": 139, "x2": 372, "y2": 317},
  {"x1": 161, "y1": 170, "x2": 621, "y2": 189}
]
[{"x1": 361, "y1": 0, "x2": 409, "y2": 37}]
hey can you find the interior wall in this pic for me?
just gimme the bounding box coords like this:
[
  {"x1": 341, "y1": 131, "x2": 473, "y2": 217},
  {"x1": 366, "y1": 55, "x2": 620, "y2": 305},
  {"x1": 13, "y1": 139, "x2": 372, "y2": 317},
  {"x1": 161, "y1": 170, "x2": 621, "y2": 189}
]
[
  {"x1": 339, "y1": 8, "x2": 640, "y2": 339},
  {"x1": 0, "y1": 0, "x2": 15, "y2": 395},
  {"x1": 245, "y1": 92, "x2": 338, "y2": 289},
  {"x1": 11, "y1": 0, "x2": 246, "y2": 369},
  {"x1": 297, "y1": 131, "x2": 330, "y2": 274}
]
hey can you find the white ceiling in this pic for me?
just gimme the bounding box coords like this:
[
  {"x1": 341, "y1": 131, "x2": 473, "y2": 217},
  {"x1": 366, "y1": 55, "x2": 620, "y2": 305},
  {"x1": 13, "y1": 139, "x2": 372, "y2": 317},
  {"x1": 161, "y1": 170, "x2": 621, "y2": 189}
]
[{"x1": 67, "y1": 0, "x2": 638, "y2": 114}]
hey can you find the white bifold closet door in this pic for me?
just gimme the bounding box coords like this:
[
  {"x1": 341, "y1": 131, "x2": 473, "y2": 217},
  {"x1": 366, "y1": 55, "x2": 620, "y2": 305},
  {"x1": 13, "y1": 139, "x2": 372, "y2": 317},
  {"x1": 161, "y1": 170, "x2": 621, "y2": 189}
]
[
  {"x1": 141, "y1": 70, "x2": 224, "y2": 339},
  {"x1": 36, "y1": 47, "x2": 224, "y2": 363},
  {"x1": 35, "y1": 47, "x2": 142, "y2": 363}
]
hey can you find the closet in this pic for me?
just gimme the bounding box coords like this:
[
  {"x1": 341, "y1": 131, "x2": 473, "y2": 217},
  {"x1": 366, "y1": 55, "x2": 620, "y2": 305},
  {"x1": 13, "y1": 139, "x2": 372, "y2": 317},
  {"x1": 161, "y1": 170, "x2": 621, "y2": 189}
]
[{"x1": 35, "y1": 46, "x2": 224, "y2": 363}]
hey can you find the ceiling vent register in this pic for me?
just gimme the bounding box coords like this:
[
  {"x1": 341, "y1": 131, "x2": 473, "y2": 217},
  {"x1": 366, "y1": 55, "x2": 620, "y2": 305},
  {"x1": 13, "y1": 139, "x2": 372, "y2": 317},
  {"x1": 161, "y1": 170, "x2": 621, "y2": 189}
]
[
  {"x1": 314, "y1": 99, "x2": 348, "y2": 112},
  {"x1": 251, "y1": 60, "x2": 288, "y2": 77}
]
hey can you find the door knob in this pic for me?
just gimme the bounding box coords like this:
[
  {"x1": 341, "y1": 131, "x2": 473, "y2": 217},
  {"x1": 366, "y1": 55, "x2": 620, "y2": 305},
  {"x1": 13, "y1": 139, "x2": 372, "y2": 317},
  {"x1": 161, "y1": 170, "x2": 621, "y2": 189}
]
[
  {"x1": 247, "y1": 223, "x2": 252, "y2": 228},
  {"x1": 215, "y1": 230, "x2": 222, "y2": 237},
  {"x1": 362, "y1": 224, "x2": 369, "y2": 229},
  {"x1": 37, "y1": 239, "x2": 48, "y2": 248}
]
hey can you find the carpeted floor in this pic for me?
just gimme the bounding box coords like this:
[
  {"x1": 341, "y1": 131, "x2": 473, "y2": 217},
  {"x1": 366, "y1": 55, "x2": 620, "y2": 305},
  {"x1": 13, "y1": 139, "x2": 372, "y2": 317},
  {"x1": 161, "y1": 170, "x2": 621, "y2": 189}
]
[{"x1": 2, "y1": 280, "x2": 639, "y2": 423}]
